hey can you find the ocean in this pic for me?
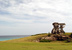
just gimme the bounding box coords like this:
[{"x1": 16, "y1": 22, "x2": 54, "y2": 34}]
[{"x1": 0, "y1": 35, "x2": 30, "y2": 41}]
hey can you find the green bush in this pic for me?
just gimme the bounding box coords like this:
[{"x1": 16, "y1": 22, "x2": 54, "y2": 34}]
[
  {"x1": 64, "y1": 39, "x2": 71, "y2": 43},
  {"x1": 40, "y1": 39, "x2": 52, "y2": 42},
  {"x1": 48, "y1": 33, "x2": 51, "y2": 37},
  {"x1": 70, "y1": 33, "x2": 72, "y2": 38}
]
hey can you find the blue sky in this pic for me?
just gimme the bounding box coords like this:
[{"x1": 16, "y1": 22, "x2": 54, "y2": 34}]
[{"x1": 0, "y1": 0, "x2": 72, "y2": 35}]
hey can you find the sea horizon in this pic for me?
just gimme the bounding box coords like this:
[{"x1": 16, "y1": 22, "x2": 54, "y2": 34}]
[{"x1": 0, "y1": 35, "x2": 30, "y2": 41}]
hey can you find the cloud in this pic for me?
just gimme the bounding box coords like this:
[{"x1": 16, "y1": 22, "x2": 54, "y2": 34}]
[
  {"x1": 3, "y1": 0, "x2": 72, "y2": 15},
  {"x1": 0, "y1": 0, "x2": 72, "y2": 35},
  {"x1": 0, "y1": 15, "x2": 34, "y2": 23},
  {"x1": 0, "y1": 0, "x2": 72, "y2": 18}
]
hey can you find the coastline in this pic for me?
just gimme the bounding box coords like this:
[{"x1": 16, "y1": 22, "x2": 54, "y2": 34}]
[{"x1": 0, "y1": 35, "x2": 30, "y2": 41}]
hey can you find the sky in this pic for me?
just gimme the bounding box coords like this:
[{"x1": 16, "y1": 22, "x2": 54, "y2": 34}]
[{"x1": 0, "y1": 0, "x2": 72, "y2": 35}]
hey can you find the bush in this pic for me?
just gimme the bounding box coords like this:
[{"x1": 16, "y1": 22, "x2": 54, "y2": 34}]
[
  {"x1": 65, "y1": 39, "x2": 71, "y2": 43},
  {"x1": 70, "y1": 33, "x2": 72, "y2": 38},
  {"x1": 40, "y1": 39, "x2": 52, "y2": 42},
  {"x1": 48, "y1": 33, "x2": 51, "y2": 37}
]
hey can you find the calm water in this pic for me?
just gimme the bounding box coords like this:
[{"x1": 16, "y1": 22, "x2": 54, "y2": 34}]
[{"x1": 0, "y1": 35, "x2": 30, "y2": 41}]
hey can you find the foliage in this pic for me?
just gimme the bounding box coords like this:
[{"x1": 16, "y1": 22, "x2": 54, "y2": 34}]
[
  {"x1": 64, "y1": 39, "x2": 71, "y2": 43},
  {"x1": 48, "y1": 33, "x2": 51, "y2": 37},
  {"x1": 70, "y1": 33, "x2": 72, "y2": 38}
]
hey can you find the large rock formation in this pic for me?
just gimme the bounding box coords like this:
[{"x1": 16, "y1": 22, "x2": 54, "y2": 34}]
[
  {"x1": 35, "y1": 34, "x2": 71, "y2": 42},
  {"x1": 51, "y1": 22, "x2": 65, "y2": 34},
  {"x1": 35, "y1": 22, "x2": 71, "y2": 42}
]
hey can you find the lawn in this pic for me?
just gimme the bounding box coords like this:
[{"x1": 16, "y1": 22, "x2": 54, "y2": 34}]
[{"x1": 0, "y1": 42, "x2": 72, "y2": 50}]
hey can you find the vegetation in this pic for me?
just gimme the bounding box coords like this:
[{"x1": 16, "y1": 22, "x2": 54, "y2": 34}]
[
  {"x1": 48, "y1": 33, "x2": 51, "y2": 37},
  {"x1": 31, "y1": 33, "x2": 48, "y2": 36},
  {"x1": 64, "y1": 38, "x2": 71, "y2": 43},
  {"x1": 64, "y1": 32, "x2": 71, "y2": 35},
  {"x1": 0, "y1": 42, "x2": 72, "y2": 50},
  {"x1": 3, "y1": 33, "x2": 48, "y2": 42},
  {"x1": 70, "y1": 33, "x2": 72, "y2": 38},
  {"x1": 2, "y1": 33, "x2": 71, "y2": 43},
  {"x1": 0, "y1": 32, "x2": 72, "y2": 50}
]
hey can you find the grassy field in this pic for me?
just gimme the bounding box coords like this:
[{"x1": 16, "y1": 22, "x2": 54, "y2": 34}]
[
  {"x1": 0, "y1": 42, "x2": 72, "y2": 50},
  {"x1": 0, "y1": 33, "x2": 72, "y2": 50}
]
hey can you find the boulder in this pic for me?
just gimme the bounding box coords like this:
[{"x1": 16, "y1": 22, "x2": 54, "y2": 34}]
[
  {"x1": 36, "y1": 34, "x2": 71, "y2": 42},
  {"x1": 41, "y1": 36, "x2": 56, "y2": 41}
]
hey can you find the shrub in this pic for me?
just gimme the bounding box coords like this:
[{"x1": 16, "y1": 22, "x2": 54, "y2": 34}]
[
  {"x1": 65, "y1": 39, "x2": 71, "y2": 43},
  {"x1": 40, "y1": 39, "x2": 52, "y2": 42},
  {"x1": 70, "y1": 33, "x2": 72, "y2": 38},
  {"x1": 48, "y1": 33, "x2": 51, "y2": 37}
]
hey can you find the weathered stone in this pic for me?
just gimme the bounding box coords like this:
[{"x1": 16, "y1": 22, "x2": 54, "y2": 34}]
[
  {"x1": 41, "y1": 36, "x2": 56, "y2": 41},
  {"x1": 40, "y1": 36, "x2": 47, "y2": 39},
  {"x1": 36, "y1": 34, "x2": 71, "y2": 42},
  {"x1": 51, "y1": 22, "x2": 65, "y2": 34}
]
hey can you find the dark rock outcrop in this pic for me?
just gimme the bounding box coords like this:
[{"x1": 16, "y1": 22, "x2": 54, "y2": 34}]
[{"x1": 36, "y1": 34, "x2": 71, "y2": 42}]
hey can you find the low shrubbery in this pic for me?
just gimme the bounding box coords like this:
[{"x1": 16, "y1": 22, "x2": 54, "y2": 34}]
[
  {"x1": 65, "y1": 39, "x2": 71, "y2": 43},
  {"x1": 70, "y1": 33, "x2": 72, "y2": 38},
  {"x1": 48, "y1": 33, "x2": 51, "y2": 37}
]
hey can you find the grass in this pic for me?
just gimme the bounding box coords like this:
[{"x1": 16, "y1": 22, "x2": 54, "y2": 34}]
[
  {"x1": 2, "y1": 33, "x2": 48, "y2": 42},
  {"x1": 0, "y1": 33, "x2": 72, "y2": 50},
  {"x1": 65, "y1": 32, "x2": 71, "y2": 35},
  {"x1": 0, "y1": 42, "x2": 72, "y2": 50},
  {"x1": 1, "y1": 33, "x2": 71, "y2": 43}
]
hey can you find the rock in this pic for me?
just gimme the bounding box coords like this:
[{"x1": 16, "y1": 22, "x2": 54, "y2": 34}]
[
  {"x1": 41, "y1": 36, "x2": 56, "y2": 41},
  {"x1": 62, "y1": 36, "x2": 68, "y2": 40},
  {"x1": 37, "y1": 34, "x2": 71, "y2": 42},
  {"x1": 52, "y1": 34, "x2": 70, "y2": 41},
  {"x1": 45, "y1": 37, "x2": 52, "y2": 40},
  {"x1": 41, "y1": 37, "x2": 45, "y2": 40}
]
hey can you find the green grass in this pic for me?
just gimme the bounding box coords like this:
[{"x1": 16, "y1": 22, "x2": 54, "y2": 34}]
[
  {"x1": 0, "y1": 42, "x2": 72, "y2": 50},
  {"x1": 0, "y1": 33, "x2": 72, "y2": 50},
  {"x1": 65, "y1": 32, "x2": 71, "y2": 35}
]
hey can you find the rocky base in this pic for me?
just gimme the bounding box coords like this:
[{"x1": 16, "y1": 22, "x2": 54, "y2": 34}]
[{"x1": 36, "y1": 34, "x2": 71, "y2": 42}]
